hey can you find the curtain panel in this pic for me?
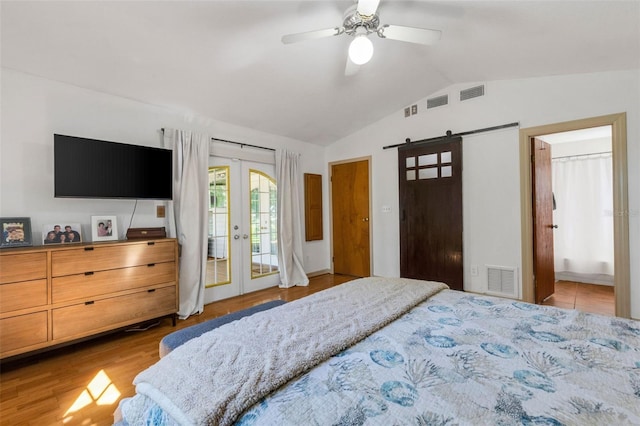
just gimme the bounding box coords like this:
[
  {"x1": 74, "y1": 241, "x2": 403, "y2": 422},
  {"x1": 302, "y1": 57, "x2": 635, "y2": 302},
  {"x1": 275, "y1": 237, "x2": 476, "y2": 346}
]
[
  {"x1": 552, "y1": 153, "x2": 614, "y2": 285},
  {"x1": 164, "y1": 128, "x2": 210, "y2": 318},
  {"x1": 276, "y1": 149, "x2": 309, "y2": 288}
]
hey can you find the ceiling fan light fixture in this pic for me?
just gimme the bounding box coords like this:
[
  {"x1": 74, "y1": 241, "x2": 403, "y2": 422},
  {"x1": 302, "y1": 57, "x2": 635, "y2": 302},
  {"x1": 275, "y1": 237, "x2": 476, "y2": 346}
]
[
  {"x1": 348, "y1": 35, "x2": 374, "y2": 65},
  {"x1": 357, "y1": 0, "x2": 381, "y2": 17}
]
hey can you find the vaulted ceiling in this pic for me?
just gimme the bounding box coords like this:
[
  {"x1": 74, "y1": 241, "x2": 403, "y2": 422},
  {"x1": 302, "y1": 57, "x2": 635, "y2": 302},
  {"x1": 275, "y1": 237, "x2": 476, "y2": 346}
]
[{"x1": 2, "y1": 1, "x2": 638, "y2": 145}]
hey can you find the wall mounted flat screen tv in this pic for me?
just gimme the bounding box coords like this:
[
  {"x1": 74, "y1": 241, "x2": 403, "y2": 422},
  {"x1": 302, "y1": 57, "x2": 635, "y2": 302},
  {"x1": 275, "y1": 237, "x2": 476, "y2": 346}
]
[{"x1": 54, "y1": 134, "x2": 173, "y2": 200}]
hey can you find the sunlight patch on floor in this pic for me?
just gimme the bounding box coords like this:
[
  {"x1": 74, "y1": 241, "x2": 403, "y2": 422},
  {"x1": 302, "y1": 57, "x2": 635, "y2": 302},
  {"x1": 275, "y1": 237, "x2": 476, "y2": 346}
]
[{"x1": 63, "y1": 369, "x2": 121, "y2": 422}]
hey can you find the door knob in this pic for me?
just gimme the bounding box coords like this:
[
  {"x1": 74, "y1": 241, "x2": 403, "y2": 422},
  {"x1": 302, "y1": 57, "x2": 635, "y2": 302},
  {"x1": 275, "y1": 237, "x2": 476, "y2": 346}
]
[
  {"x1": 550, "y1": 224, "x2": 558, "y2": 229},
  {"x1": 243, "y1": 234, "x2": 249, "y2": 239},
  {"x1": 234, "y1": 234, "x2": 240, "y2": 239},
  {"x1": 362, "y1": 217, "x2": 369, "y2": 222}
]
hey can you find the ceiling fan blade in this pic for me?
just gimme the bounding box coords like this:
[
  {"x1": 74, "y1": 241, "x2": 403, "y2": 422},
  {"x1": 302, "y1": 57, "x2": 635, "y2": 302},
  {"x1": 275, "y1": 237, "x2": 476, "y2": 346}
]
[
  {"x1": 378, "y1": 24, "x2": 441, "y2": 45},
  {"x1": 281, "y1": 27, "x2": 341, "y2": 44},
  {"x1": 345, "y1": 56, "x2": 361, "y2": 76},
  {"x1": 357, "y1": 0, "x2": 380, "y2": 16}
]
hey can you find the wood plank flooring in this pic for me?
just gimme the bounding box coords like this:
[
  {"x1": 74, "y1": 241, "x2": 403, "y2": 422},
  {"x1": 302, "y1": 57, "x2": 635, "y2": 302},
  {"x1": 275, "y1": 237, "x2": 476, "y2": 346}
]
[
  {"x1": 0, "y1": 275, "x2": 614, "y2": 425},
  {"x1": 0, "y1": 274, "x2": 354, "y2": 426}
]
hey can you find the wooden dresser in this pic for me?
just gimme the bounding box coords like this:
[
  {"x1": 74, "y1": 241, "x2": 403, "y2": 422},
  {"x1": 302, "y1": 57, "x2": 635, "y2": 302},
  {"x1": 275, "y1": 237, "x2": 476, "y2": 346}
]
[{"x1": 0, "y1": 238, "x2": 178, "y2": 360}]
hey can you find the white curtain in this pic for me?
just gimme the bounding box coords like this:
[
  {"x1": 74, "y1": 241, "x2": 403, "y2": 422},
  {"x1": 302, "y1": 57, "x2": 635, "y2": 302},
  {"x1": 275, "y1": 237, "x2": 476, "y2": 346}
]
[
  {"x1": 276, "y1": 149, "x2": 309, "y2": 288},
  {"x1": 552, "y1": 153, "x2": 614, "y2": 284},
  {"x1": 164, "y1": 128, "x2": 210, "y2": 318}
]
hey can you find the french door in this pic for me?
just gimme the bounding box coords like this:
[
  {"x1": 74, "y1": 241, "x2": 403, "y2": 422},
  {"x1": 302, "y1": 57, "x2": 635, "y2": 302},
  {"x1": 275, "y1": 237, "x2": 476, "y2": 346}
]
[{"x1": 204, "y1": 157, "x2": 279, "y2": 304}]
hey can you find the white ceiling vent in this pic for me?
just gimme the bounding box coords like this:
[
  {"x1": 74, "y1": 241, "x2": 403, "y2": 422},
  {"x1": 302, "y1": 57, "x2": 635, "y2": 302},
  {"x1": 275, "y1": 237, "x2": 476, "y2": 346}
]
[
  {"x1": 460, "y1": 85, "x2": 485, "y2": 101},
  {"x1": 427, "y1": 94, "x2": 448, "y2": 109},
  {"x1": 486, "y1": 265, "x2": 518, "y2": 298}
]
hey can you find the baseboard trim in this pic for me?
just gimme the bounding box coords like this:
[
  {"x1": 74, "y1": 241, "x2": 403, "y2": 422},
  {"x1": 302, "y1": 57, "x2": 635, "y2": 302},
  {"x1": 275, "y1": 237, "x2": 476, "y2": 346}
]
[{"x1": 306, "y1": 269, "x2": 331, "y2": 278}]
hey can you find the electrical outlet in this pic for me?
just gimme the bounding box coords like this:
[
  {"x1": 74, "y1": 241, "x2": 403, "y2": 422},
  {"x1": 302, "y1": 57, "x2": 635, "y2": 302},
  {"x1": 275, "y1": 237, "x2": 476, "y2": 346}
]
[
  {"x1": 404, "y1": 107, "x2": 411, "y2": 117},
  {"x1": 471, "y1": 265, "x2": 479, "y2": 276},
  {"x1": 411, "y1": 104, "x2": 418, "y2": 115}
]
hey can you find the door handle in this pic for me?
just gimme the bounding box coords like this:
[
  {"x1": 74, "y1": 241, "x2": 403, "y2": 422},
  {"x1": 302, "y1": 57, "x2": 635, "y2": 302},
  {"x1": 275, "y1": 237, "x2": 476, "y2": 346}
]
[
  {"x1": 550, "y1": 224, "x2": 558, "y2": 229},
  {"x1": 362, "y1": 217, "x2": 369, "y2": 222}
]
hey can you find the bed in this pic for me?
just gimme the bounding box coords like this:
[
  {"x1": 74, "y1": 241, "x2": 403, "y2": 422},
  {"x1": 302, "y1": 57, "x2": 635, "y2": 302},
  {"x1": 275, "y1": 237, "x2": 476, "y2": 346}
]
[{"x1": 115, "y1": 277, "x2": 640, "y2": 425}]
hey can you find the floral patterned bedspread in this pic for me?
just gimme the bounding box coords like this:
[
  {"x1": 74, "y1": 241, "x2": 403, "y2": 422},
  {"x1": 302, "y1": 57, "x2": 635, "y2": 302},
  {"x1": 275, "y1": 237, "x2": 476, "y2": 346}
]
[{"x1": 117, "y1": 289, "x2": 640, "y2": 425}]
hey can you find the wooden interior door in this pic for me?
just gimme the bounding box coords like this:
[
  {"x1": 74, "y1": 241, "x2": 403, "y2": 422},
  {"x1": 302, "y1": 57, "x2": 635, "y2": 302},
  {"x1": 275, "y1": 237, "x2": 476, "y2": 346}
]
[
  {"x1": 398, "y1": 138, "x2": 463, "y2": 290},
  {"x1": 532, "y1": 137, "x2": 555, "y2": 303},
  {"x1": 331, "y1": 159, "x2": 371, "y2": 277}
]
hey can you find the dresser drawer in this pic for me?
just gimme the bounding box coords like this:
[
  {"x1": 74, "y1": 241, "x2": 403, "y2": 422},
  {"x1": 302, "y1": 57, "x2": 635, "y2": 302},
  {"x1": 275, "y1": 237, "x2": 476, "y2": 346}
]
[
  {"x1": 52, "y1": 262, "x2": 176, "y2": 303},
  {"x1": 0, "y1": 311, "x2": 48, "y2": 355},
  {"x1": 52, "y1": 285, "x2": 176, "y2": 341},
  {"x1": 0, "y1": 279, "x2": 48, "y2": 313},
  {"x1": 51, "y1": 240, "x2": 175, "y2": 276},
  {"x1": 0, "y1": 252, "x2": 47, "y2": 284}
]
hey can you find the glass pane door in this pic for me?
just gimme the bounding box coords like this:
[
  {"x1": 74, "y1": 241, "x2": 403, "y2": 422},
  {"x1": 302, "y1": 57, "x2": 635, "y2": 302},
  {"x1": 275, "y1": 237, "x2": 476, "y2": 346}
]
[
  {"x1": 243, "y1": 162, "x2": 280, "y2": 293},
  {"x1": 204, "y1": 157, "x2": 279, "y2": 304},
  {"x1": 249, "y1": 169, "x2": 278, "y2": 278},
  {"x1": 206, "y1": 166, "x2": 230, "y2": 286}
]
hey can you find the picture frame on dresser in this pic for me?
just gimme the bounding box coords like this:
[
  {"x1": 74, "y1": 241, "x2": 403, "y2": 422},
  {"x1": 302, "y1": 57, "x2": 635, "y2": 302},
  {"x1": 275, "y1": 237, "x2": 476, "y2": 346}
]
[
  {"x1": 91, "y1": 215, "x2": 118, "y2": 241},
  {"x1": 0, "y1": 217, "x2": 32, "y2": 248},
  {"x1": 42, "y1": 223, "x2": 82, "y2": 244}
]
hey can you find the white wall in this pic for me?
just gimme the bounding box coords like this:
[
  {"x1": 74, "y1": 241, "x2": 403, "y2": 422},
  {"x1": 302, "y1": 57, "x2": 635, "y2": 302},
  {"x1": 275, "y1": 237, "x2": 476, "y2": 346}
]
[
  {"x1": 0, "y1": 69, "x2": 330, "y2": 276},
  {"x1": 3, "y1": 69, "x2": 637, "y2": 318},
  {"x1": 551, "y1": 137, "x2": 611, "y2": 158},
  {"x1": 326, "y1": 69, "x2": 640, "y2": 319}
]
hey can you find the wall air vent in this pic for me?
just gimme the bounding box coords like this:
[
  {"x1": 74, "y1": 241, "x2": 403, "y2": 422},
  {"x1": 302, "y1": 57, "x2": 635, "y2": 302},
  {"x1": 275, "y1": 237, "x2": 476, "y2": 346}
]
[
  {"x1": 486, "y1": 265, "x2": 518, "y2": 298},
  {"x1": 427, "y1": 94, "x2": 448, "y2": 109},
  {"x1": 460, "y1": 85, "x2": 485, "y2": 101}
]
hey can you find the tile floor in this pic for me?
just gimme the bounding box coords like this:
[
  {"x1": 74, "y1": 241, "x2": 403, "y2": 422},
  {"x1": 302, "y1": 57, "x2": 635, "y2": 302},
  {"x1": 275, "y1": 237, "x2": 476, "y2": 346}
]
[{"x1": 541, "y1": 280, "x2": 615, "y2": 316}]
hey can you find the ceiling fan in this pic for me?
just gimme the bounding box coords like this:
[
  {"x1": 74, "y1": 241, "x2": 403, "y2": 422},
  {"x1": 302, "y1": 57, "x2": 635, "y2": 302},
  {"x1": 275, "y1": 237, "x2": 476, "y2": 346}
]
[{"x1": 281, "y1": 0, "x2": 441, "y2": 73}]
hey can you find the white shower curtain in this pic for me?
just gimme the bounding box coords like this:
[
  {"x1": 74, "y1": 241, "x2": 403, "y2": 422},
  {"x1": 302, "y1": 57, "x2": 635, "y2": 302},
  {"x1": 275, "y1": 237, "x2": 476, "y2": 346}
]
[
  {"x1": 276, "y1": 149, "x2": 309, "y2": 288},
  {"x1": 552, "y1": 153, "x2": 614, "y2": 284},
  {"x1": 164, "y1": 128, "x2": 210, "y2": 318}
]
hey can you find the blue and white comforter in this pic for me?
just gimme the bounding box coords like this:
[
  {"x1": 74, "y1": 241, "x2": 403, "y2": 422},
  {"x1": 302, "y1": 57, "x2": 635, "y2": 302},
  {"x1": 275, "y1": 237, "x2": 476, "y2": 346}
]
[{"x1": 118, "y1": 289, "x2": 640, "y2": 425}]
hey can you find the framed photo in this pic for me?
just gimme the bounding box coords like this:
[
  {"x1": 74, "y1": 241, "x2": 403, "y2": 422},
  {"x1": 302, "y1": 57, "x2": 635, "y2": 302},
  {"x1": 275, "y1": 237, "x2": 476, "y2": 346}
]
[
  {"x1": 42, "y1": 223, "x2": 83, "y2": 245},
  {"x1": 91, "y1": 216, "x2": 118, "y2": 241},
  {"x1": 1, "y1": 218, "x2": 32, "y2": 248}
]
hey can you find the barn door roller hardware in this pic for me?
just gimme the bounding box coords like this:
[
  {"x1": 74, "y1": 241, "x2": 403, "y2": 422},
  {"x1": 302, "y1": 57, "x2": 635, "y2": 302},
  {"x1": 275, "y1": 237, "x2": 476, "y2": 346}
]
[{"x1": 383, "y1": 122, "x2": 520, "y2": 150}]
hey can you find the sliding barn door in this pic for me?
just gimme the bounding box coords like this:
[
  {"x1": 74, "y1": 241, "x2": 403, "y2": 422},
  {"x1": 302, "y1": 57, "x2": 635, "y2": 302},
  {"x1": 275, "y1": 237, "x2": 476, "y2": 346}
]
[{"x1": 398, "y1": 138, "x2": 463, "y2": 290}]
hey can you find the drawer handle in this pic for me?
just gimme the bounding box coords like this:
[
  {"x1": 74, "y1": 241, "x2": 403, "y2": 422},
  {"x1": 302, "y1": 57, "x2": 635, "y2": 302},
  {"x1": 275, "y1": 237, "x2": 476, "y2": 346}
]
[
  {"x1": 85, "y1": 301, "x2": 95, "y2": 305},
  {"x1": 147, "y1": 289, "x2": 156, "y2": 293},
  {"x1": 84, "y1": 247, "x2": 94, "y2": 251},
  {"x1": 84, "y1": 271, "x2": 94, "y2": 276},
  {"x1": 147, "y1": 241, "x2": 155, "y2": 246},
  {"x1": 147, "y1": 263, "x2": 156, "y2": 267}
]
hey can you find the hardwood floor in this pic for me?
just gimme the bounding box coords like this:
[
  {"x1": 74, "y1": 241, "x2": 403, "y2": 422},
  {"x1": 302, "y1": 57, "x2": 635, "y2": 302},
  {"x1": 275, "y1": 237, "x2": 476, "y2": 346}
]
[
  {"x1": 540, "y1": 280, "x2": 615, "y2": 316},
  {"x1": 0, "y1": 275, "x2": 614, "y2": 425},
  {"x1": 0, "y1": 273, "x2": 355, "y2": 426}
]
